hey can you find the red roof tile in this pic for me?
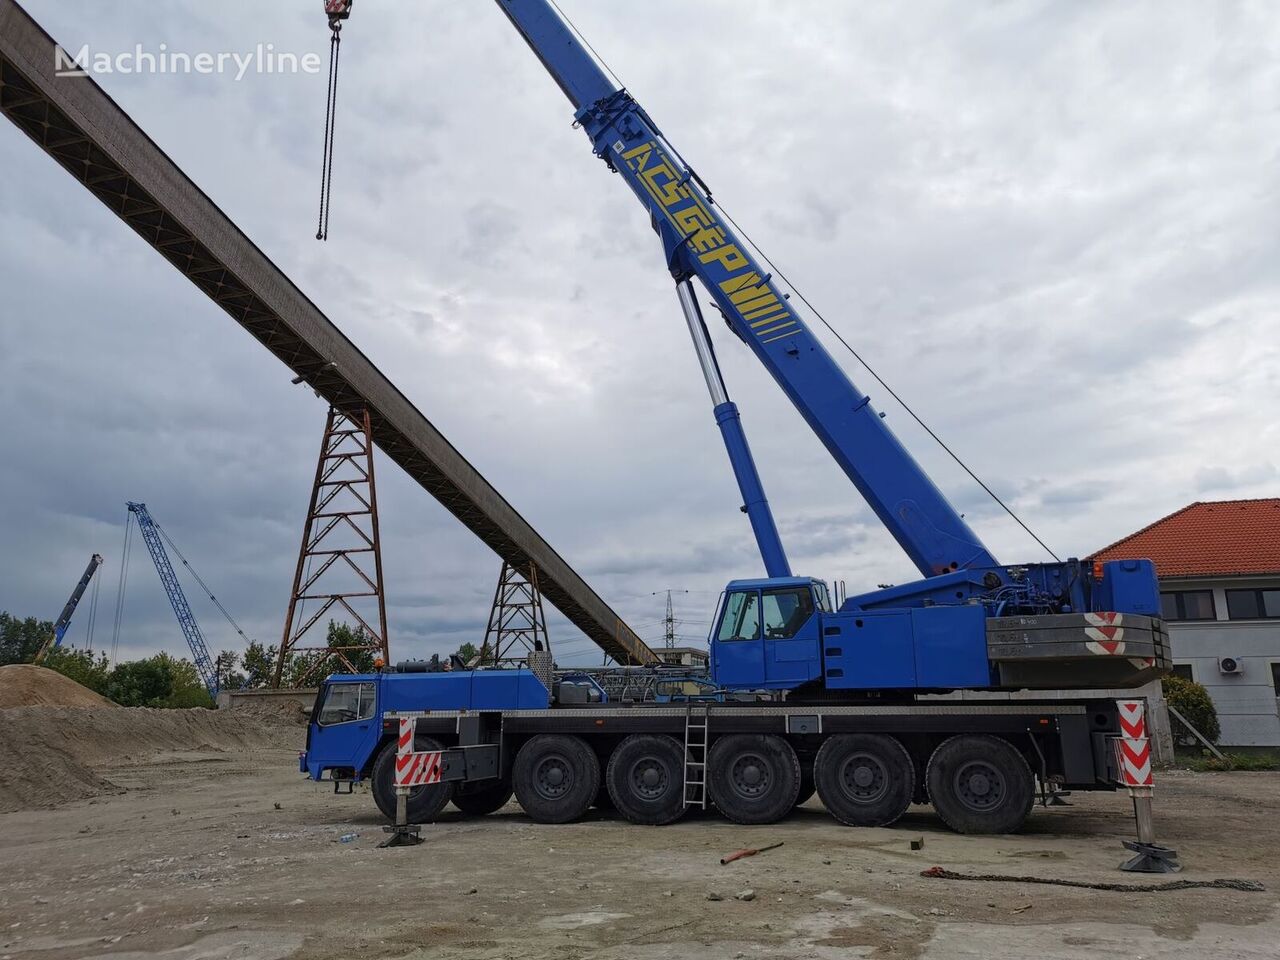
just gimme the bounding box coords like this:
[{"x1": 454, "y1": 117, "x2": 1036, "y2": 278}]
[{"x1": 1090, "y1": 499, "x2": 1280, "y2": 579}]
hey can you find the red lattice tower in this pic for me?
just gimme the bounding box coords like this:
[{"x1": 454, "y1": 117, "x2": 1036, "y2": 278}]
[{"x1": 274, "y1": 406, "x2": 390, "y2": 686}]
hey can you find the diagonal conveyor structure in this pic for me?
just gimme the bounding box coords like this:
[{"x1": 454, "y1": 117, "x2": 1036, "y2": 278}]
[{"x1": 0, "y1": 0, "x2": 657, "y2": 665}]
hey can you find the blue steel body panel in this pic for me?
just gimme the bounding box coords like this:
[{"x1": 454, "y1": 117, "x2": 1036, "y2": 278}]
[
  {"x1": 302, "y1": 669, "x2": 550, "y2": 781},
  {"x1": 910, "y1": 605, "x2": 994, "y2": 689},
  {"x1": 1093, "y1": 560, "x2": 1161, "y2": 617},
  {"x1": 822, "y1": 611, "x2": 917, "y2": 690}
]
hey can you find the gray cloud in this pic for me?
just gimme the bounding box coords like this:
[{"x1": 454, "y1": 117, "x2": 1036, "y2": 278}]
[{"x1": 3, "y1": 1, "x2": 1277, "y2": 668}]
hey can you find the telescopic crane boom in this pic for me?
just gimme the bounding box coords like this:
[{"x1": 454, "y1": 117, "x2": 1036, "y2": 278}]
[
  {"x1": 496, "y1": 0, "x2": 996, "y2": 580},
  {"x1": 33, "y1": 553, "x2": 103, "y2": 664}
]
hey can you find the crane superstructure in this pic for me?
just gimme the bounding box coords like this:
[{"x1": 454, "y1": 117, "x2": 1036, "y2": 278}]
[
  {"x1": 33, "y1": 553, "x2": 104, "y2": 664},
  {"x1": 490, "y1": 0, "x2": 1162, "y2": 694},
  {"x1": 126, "y1": 503, "x2": 219, "y2": 698}
]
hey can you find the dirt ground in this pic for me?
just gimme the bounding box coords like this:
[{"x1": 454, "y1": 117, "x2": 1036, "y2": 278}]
[{"x1": 1, "y1": 734, "x2": 1277, "y2": 960}]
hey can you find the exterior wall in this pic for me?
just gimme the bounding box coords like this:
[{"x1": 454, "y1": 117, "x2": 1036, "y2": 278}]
[
  {"x1": 217, "y1": 686, "x2": 318, "y2": 719},
  {"x1": 1164, "y1": 576, "x2": 1280, "y2": 748},
  {"x1": 657, "y1": 647, "x2": 709, "y2": 668}
]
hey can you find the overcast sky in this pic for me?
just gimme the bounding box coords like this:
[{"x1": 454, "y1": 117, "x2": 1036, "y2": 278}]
[{"x1": 2, "y1": 1, "x2": 1276, "y2": 668}]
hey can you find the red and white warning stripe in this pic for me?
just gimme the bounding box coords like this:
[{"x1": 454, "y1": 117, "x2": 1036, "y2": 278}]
[
  {"x1": 1085, "y1": 612, "x2": 1126, "y2": 655},
  {"x1": 1115, "y1": 699, "x2": 1153, "y2": 787},
  {"x1": 393, "y1": 717, "x2": 444, "y2": 788}
]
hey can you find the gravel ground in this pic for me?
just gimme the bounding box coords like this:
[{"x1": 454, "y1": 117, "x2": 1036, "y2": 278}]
[{"x1": 0, "y1": 742, "x2": 1277, "y2": 960}]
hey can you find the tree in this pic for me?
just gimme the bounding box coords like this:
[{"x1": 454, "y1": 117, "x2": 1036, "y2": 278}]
[
  {"x1": 0, "y1": 612, "x2": 54, "y2": 665},
  {"x1": 155, "y1": 652, "x2": 213, "y2": 708},
  {"x1": 325, "y1": 620, "x2": 376, "y2": 674},
  {"x1": 106, "y1": 656, "x2": 175, "y2": 707},
  {"x1": 455, "y1": 642, "x2": 478, "y2": 665},
  {"x1": 43, "y1": 647, "x2": 112, "y2": 694},
  {"x1": 214, "y1": 649, "x2": 245, "y2": 691},
  {"x1": 241, "y1": 640, "x2": 278, "y2": 688},
  {"x1": 1162, "y1": 675, "x2": 1220, "y2": 745}
]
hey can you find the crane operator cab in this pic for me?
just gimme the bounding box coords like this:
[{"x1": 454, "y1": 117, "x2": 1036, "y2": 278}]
[{"x1": 710, "y1": 577, "x2": 829, "y2": 690}]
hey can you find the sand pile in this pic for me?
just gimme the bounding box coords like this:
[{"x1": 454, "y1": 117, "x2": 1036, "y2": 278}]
[
  {"x1": 0, "y1": 664, "x2": 117, "y2": 709},
  {"x1": 0, "y1": 704, "x2": 299, "y2": 813}
]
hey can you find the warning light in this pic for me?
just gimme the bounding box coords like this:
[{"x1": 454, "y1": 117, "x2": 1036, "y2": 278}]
[{"x1": 1092, "y1": 561, "x2": 1104, "y2": 580}]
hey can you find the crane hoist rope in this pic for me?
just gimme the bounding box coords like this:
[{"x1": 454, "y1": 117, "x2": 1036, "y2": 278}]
[{"x1": 316, "y1": 0, "x2": 351, "y2": 241}]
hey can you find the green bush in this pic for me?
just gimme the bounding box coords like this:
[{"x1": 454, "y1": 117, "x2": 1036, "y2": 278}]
[
  {"x1": 1162, "y1": 675, "x2": 1220, "y2": 744},
  {"x1": 43, "y1": 647, "x2": 112, "y2": 695}
]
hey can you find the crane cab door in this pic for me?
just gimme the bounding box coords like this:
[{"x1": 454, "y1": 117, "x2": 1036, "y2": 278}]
[
  {"x1": 760, "y1": 586, "x2": 821, "y2": 686},
  {"x1": 711, "y1": 586, "x2": 823, "y2": 690},
  {"x1": 711, "y1": 590, "x2": 766, "y2": 688},
  {"x1": 305, "y1": 680, "x2": 380, "y2": 780}
]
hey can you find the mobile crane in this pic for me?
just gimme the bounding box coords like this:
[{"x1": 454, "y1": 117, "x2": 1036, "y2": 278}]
[
  {"x1": 126, "y1": 503, "x2": 220, "y2": 699},
  {"x1": 33, "y1": 554, "x2": 104, "y2": 664},
  {"x1": 296, "y1": 1, "x2": 1169, "y2": 835}
]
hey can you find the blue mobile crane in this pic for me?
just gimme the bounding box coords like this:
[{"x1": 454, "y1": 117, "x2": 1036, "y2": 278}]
[
  {"x1": 126, "y1": 502, "x2": 220, "y2": 699},
  {"x1": 33, "y1": 553, "x2": 104, "y2": 664},
  {"x1": 300, "y1": 1, "x2": 1169, "y2": 834}
]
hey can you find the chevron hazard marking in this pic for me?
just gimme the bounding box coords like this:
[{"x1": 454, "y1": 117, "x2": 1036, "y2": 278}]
[
  {"x1": 1115, "y1": 699, "x2": 1153, "y2": 787},
  {"x1": 393, "y1": 716, "x2": 444, "y2": 787},
  {"x1": 1085, "y1": 612, "x2": 1125, "y2": 655}
]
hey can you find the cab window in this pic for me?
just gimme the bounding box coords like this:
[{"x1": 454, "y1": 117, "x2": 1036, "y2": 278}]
[
  {"x1": 763, "y1": 587, "x2": 816, "y2": 639},
  {"x1": 812, "y1": 582, "x2": 832, "y2": 612},
  {"x1": 318, "y1": 681, "x2": 376, "y2": 725},
  {"x1": 717, "y1": 591, "x2": 761, "y2": 642}
]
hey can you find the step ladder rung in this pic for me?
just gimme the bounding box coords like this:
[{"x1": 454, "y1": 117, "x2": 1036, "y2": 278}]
[{"x1": 683, "y1": 704, "x2": 712, "y2": 809}]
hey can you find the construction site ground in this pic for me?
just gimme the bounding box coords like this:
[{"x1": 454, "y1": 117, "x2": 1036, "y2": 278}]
[{"x1": 1, "y1": 717, "x2": 1277, "y2": 959}]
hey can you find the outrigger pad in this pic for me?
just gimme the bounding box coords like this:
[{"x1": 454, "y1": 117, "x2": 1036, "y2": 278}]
[
  {"x1": 1120, "y1": 840, "x2": 1181, "y2": 873},
  {"x1": 379, "y1": 824, "x2": 424, "y2": 848}
]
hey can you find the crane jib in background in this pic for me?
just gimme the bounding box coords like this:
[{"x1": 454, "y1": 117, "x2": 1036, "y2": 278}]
[
  {"x1": 33, "y1": 553, "x2": 104, "y2": 665},
  {"x1": 122, "y1": 503, "x2": 223, "y2": 699}
]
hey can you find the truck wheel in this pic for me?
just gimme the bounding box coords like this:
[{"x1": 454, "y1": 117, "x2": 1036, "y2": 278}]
[
  {"x1": 813, "y1": 734, "x2": 914, "y2": 827},
  {"x1": 795, "y1": 758, "x2": 816, "y2": 808},
  {"x1": 707, "y1": 734, "x2": 800, "y2": 825},
  {"x1": 513, "y1": 735, "x2": 599, "y2": 824},
  {"x1": 926, "y1": 735, "x2": 1035, "y2": 834},
  {"x1": 370, "y1": 738, "x2": 454, "y2": 824},
  {"x1": 606, "y1": 734, "x2": 687, "y2": 825},
  {"x1": 452, "y1": 780, "x2": 514, "y2": 816}
]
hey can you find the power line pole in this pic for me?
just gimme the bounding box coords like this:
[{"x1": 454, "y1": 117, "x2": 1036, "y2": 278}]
[{"x1": 652, "y1": 589, "x2": 688, "y2": 650}]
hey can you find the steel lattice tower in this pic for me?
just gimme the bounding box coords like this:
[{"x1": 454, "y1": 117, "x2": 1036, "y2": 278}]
[
  {"x1": 481, "y1": 561, "x2": 551, "y2": 666},
  {"x1": 275, "y1": 407, "x2": 390, "y2": 686}
]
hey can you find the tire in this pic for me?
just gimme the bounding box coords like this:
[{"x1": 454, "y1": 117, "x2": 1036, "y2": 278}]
[
  {"x1": 813, "y1": 734, "x2": 914, "y2": 827},
  {"x1": 451, "y1": 779, "x2": 514, "y2": 816},
  {"x1": 926, "y1": 735, "x2": 1035, "y2": 835},
  {"x1": 707, "y1": 734, "x2": 800, "y2": 825},
  {"x1": 512, "y1": 735, "x2": 600, "y2": 824},
  {"x1": 592, "y1": 781, "x2": 615, "y2": 811},
  {"x1": 606, "y1": 734, "x2": 687, "y2": 826},
  {"x1": 795, "y1": 758, "x2": 816, "y2": 808},
  {"x1": 370, "y1": 737, "x2": 454, "y2": 824}
]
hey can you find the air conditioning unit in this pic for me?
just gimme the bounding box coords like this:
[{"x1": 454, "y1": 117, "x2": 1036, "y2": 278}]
[{"x1": 1218, "y1": 656, "x2": 1243, "y2": 675}]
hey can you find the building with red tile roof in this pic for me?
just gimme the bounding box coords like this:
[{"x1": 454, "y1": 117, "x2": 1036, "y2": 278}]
[
  {"x1": 1092, "y1": 499, "x2": 1280, "y2": 747},
  {"x1": 1090, "y1": 499, "x2": 1280, "y2": 580}
]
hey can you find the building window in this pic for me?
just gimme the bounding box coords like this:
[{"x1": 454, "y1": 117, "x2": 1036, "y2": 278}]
[
  {"x1": 1224, "y1": 589, "x2": 1280, "y2": 621},
  {"x1": 1159, "y1": 590, "x2": 1216, "y2": 621},
  {"x1": 1170, "y1": 663, "x2": 1194, "y2": 682}
]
